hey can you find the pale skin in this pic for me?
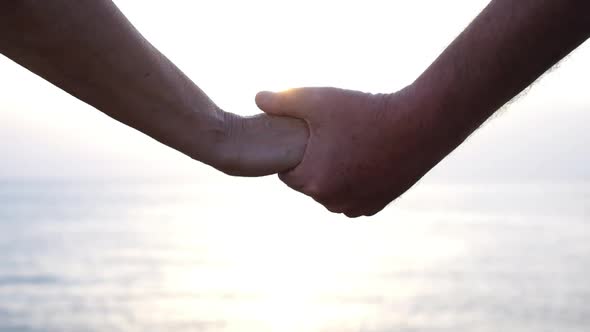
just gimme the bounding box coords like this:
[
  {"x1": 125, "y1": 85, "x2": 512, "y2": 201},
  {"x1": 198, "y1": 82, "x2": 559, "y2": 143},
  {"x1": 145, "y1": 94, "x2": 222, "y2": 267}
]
[
  {"x1": 256, "y1": 0, "x2": 590, "y2": 217},
  {"x1": 2, "y1": 1, "x2": 589, "y2": 218},
  {"x1": 0, "y1": 0, "x2": 308, "y2": 177}
]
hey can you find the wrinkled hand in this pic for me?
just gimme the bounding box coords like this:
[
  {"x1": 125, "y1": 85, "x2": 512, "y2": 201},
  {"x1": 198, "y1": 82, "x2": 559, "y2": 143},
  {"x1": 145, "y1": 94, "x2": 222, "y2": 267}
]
[{"x1": 256, "y1": 87, "x2": 454, "y2": 217}]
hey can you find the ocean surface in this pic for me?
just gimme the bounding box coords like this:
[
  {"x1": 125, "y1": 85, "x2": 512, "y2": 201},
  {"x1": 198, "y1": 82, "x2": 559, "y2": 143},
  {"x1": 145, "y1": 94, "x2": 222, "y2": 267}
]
[{"x1": 0, "y1": 178, "x2": 588, "y2": 332}]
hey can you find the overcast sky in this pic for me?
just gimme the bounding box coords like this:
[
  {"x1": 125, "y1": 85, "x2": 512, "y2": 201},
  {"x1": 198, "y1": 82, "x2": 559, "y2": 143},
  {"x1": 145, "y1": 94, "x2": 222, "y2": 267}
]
[{"x1": 0, "y1": 0, "x2": 588, "y2": 183}]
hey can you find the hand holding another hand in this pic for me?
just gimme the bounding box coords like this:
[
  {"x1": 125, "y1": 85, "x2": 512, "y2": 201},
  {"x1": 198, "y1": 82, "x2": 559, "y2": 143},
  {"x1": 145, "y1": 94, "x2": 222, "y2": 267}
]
[{"x1": 256, "y1": 87, "x2": 455, "y2": 218}]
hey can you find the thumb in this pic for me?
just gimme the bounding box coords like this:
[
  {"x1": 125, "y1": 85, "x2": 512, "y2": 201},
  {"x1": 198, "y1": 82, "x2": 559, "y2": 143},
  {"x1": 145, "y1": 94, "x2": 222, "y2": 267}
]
[{"x1": 255, "y1": 88, "x2": 318, "y2": 118}]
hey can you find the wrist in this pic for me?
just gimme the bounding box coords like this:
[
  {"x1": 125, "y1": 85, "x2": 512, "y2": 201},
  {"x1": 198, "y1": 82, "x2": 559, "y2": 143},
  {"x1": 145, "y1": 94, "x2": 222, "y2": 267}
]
[
  {"x1": 379, "y1": 83, "x2": 467, "y2": 166},
  {"x1": 402, "y1": 80, "x2": 483, "y2": 153},
  {"x1": 181, "y1": 105, "x2": 232, "y2": 169}
]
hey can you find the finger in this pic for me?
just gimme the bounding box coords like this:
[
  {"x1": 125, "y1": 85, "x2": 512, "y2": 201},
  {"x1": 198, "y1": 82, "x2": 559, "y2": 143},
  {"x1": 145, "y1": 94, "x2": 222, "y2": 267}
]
[
  {"x1": 277, "y1": 171, "x2": 305, "y2": 193},
  {"x1": 344, "y1": 211, "x2": 364, "y2": 219},
  {"x1": 255, "y1": 88, "x2": 325, "y2": 118},
  {"x1": 328, "y1": 207, "x2": 345, "y2": 215},
  {"x1": 359, "y1": 201, "x2": 388, "y2": 217},
  {"x1": 323, "y1": 203, "x2": 346, "y2": 214},
  {"x1": 340, "y1": 197, "x2": 389, "y2": 218},
  {"x1": 363, "y1": 204, "x2": 387, "y2": 217},
  {"x1": 279, "y1": 167, "x2": 331, "y2": 203}
]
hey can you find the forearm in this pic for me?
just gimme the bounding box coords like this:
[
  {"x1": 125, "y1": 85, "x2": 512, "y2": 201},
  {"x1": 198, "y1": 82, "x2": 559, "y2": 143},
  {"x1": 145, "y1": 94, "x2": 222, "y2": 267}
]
[
  {"x1": 0, "y1": 1, "x2": 228, "y2": 166},
  {"x1": 410, "y1": 0, "x2": 590, "y2": 147},
  {"x1": 252, "y1": 0, "x2": 589, "y2": 216},
  {"x1": 0, "y1": 1, "x2": 309, "y2": 176}
]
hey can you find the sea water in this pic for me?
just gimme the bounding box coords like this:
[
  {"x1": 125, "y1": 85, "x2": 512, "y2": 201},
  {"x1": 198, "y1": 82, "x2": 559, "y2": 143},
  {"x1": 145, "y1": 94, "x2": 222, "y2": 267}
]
[{"x1": 0, "y1": 178, "x2": 588, "y2": 332}]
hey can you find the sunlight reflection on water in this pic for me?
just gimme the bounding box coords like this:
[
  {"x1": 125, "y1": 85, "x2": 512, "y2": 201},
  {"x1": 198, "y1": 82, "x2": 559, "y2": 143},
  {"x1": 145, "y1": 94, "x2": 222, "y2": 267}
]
[{"x1": 0, "y1": 178, "x2": 588, "y2": 332}]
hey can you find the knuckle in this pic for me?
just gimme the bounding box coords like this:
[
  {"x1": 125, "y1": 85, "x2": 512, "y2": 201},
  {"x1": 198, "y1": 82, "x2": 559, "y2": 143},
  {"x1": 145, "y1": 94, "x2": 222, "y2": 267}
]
[
  {"x1": 303, "y1": 179, "x2": 326, "y2": 199},
  {"x1": 304, "y1": 173, "x2": 343, "y2": 199},
  {"x1": 325, "y1": 205, "x2": 345, "y2": 214},
  {"x1": 278, "y1": 173, "x2": 304, "y2": 192},
  {"x1": 365, "y1": 204, "x2": 387, "y2": 217},
  {"x1": 364, "y1": 209, "x2": 380, "y2": 217},
  {"x1": 277, "y1": 172, "x2": 291, "y2": 184},
  {"x1": 343, "y1": 200, "x2": 388, "y2": 218},
  {"x1": 307, "y1": 185, "x2": 339, "y2": 205},
  {"x1": 344, "y1": 213, "x2": 363, "y2": 219}
]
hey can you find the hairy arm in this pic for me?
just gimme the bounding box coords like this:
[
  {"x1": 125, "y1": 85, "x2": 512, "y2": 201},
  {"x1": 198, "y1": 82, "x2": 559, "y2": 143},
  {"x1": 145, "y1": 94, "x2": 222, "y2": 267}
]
[
  {"x1": 256, "y1": 0, "x2": 590, "y2": 217},
  {"x1": 411, "y1": 0, "x2": 590, "y2": 152},
  {"x1": 0, "y1": 0, "x2": 307, "y2": 176}
]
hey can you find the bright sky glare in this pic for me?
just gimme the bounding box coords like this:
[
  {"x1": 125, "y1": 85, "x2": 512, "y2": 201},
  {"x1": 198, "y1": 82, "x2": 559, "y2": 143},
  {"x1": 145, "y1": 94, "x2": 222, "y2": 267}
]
[{"x1": 0, "y1": 0, "x2": 588, "y2": 182}]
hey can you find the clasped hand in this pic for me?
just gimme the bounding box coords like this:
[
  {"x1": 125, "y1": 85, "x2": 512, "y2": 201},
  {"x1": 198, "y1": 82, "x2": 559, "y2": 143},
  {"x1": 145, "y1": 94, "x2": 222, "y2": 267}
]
[{"x1": 225, "y1": 86, "x2": 450, "y2": 218}]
